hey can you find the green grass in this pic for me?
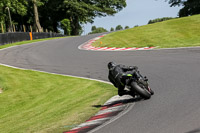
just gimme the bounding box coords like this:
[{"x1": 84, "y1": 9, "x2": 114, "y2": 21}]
[
  {"x1": 0, "y1": 36, "x2": 69, "y2": 49},
  {"x1": 0, "y1": 65, "x2": 116, "y2": 133},
  {"x1": 93, "y1": 14, "x2": 200, "y2": 48}
]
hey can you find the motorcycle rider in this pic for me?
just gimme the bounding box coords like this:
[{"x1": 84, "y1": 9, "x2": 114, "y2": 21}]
[{"x1": 108, "y1": 62, "x2": 140, "y2": 96}]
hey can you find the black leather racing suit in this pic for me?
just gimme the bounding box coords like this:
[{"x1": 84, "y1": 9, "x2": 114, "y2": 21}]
[{"x1": 108, "y1": 64, "x2": 137, "y2": 96}]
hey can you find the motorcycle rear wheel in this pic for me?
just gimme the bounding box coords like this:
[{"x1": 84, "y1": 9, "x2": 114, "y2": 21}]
[{"x1": 131, "y1": 82, "x2": 151, "y2": 99}]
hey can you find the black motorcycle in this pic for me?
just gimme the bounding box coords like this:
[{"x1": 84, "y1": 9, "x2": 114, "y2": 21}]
[{"x1": 124, "y1": 71, "x2": 154, "y2": 99}]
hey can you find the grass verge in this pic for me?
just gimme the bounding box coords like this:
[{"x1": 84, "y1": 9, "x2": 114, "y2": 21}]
[
  {"x1": 93, "y1": 14, "x2": 200, "y2": 48},
  {"x1": 0, "y1": 36, "x2": 69, "y2": 50},
  {"x1": 0, "y1": 65, "x2": 116, "y2": 133}
]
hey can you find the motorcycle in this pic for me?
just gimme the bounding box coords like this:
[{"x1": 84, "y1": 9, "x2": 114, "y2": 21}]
[{"x1": 124, "y1": 71, "x2": 154, "y2": 99}]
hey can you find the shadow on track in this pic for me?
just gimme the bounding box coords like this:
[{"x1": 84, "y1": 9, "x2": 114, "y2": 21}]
[
  {"x1": 185, "y1": 128, "x2": 200, "y2": 133},
  {"x1": 92, "y1": 95, "x2": 143, "y2": 109}
]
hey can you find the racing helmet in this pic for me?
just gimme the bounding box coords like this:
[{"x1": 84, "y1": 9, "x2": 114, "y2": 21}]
[{"x1": 108, "y1": 62, "x2": 116, "y2": 70}]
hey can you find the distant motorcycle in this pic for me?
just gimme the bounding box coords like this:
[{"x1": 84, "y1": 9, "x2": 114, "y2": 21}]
[{"x1": 124, "y1": 71, "x2": 154, "y2": 99}]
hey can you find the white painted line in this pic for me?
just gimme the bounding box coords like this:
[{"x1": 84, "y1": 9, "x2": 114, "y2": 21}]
[{"x1": 0, "y1": 63, "x2": 111, "y2": 85}]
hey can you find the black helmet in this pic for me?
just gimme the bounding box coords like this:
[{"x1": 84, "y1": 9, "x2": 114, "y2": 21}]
[{"x1": 108, "y1": 62, "x2": 116, "y2": 69}]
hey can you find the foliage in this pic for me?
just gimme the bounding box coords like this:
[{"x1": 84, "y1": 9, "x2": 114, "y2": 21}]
[
  {"x1": 91, "y1": 26, "x2": 97, "y2": 31},
  {"x1": 61, "y1": 19, "x2": 71, "y2": 35},
  {"x1": 0, "y1": 0, "x2": 28, "y2": 32},
  {"x1": 110, "y1": 27, "x2": 114, "y2": 31},
  {"x1": 148, "y1": 17, "x2": 174, "y2": 24},
  {"x1": 0, "y1": 0, "x2": 28, "y2": 17},
  {"x1": 125, "y1": 26, "x2": 129, "y2": 29},
  {"x1": 0, "y1": 0, "x2": 127, "y2": 35},
  {"x1": 168, "y1": 0, "x2": 200, "y2": 17},
  {"x1": 63, "y1": 0, "x2": 126, "y2": 35},
  {"x1": 115, "y1": 25, "x2": 123, "y2": 31},
  {"x1": 89, "y1": 26, "x2": 108, "y2": 34}
]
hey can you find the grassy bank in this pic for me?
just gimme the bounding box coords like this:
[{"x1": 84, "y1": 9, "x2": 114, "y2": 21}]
[
  {"x1": 0, "y1": 65, "x2": 116, "y2": 133},
  {"x1": 0, "y1": 36, "x2": 68, "y2": 50},
  {"x1": 93, "y1": 14, "x2": 200, "y2": 48}
]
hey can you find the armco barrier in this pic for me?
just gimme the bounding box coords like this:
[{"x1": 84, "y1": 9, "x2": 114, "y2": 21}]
[{"x1": 0, "y1": 32, "x2": 64, "y2": 46}]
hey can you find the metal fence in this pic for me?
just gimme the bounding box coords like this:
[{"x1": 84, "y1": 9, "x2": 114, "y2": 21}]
[{"x1": 0, "y1": 32, "x2": 64, "y2": 46}]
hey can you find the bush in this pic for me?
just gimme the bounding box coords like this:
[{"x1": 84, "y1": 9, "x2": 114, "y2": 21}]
[
  {"x1": 125, "y1": 26, "x2": 129, "y2": 29},
  {"x1": 110, "y1": 27, "x2": 114, "y2": 31},
  {"x1": 89, "y1": 27, "x2": 108, "y2": 34},
  {"x1": 61, "y1": 19, "x2": 71, "y2": 35},
  {"x1": 91, "y1": 26, "x2": 97, "y2": 31},
  {"x1": 115, "y1": 25, "x2": 123, "y2": 31},
  {"x1": 148, "y1": 17, "x2": 174, "y2": 24}
]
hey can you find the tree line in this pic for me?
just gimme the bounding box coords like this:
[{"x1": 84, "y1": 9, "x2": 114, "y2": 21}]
[
  {"x1": 0, "y1": 0, "x2": 126, "y2": 35},
  {"x1": 89, "y1": 25, "x2": 131, "y2": 34},
  {"x1": 0, "y1": 0, "x2": 199, "y2": 35},
  {"x1": 168, "y1": 0, "x2": 200, "y2": 17},
  {"x1": 148, "y1": 17, "x2": 175, "y2": 24}
]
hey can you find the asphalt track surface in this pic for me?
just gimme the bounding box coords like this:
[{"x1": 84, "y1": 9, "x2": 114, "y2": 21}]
[{"x1": 0, "y1": 33, "x2": 200, "y2": 133}]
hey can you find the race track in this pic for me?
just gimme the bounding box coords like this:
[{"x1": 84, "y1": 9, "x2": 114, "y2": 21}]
[{"x1": 0, "y1": 34, "x2": 200, "y2": 133}]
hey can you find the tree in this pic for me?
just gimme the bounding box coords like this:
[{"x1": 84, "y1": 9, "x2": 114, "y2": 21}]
[
  {"x1": 0, "y1": 0, "x2": 127, "y2": 34},
  {"x1": 0, "y1": 0, "x2": 28, "y2": 17},
  {"x1": 38, "y1": 0, "x2": 66, "y2": 33},
  {"x1": 0, "y1": 0, "x2": 46, "y2": 32},
  {"x1": 168, "y1": 0, "x2": 200, "y2": 17},
  {"x1": 63, "y1": 0, "x2": 127, "y2": 35},
  {"x1": 32, "y1": 0, "x2": 42, "y2": 32},
  {"x1": 89, "y1": 27, "x2": 108, "y2": 34},
  {"x1": 91, "y1": 26, "x2": 97, "y2": 31},
  {"x1": 125, "y1": 26, "x2": 129, "y2": 29},
  {"x1": 115, "y1": 25, "x2": 123, "y2": 31},
  {"x1": 110, "y1": 27, "x2": 114, "y2": 31},
  {"x1": 0, "y1": 0, "x2": 28, "y2": 32},
  {"x1": 61, "y1": 19, "x2": 71, "y2": 35}
]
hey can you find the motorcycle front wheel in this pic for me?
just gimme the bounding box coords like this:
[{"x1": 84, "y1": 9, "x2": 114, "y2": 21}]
[{"x1": 131, "y1": 82, "x2": 151, "y2": 99}]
